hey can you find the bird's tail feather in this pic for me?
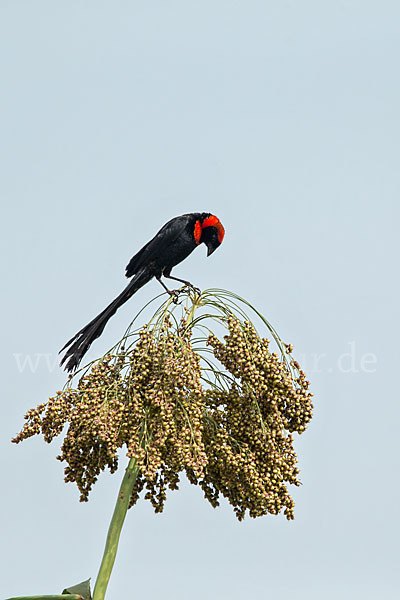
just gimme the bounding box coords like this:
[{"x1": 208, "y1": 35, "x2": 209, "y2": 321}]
[{"x1": 59, "y1": 268, "x2": 153, "y2": 372}]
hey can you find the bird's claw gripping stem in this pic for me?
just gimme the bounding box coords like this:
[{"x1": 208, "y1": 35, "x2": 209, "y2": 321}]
[
  {"x1": 167, "y1": 285, "x2": 200, "y2": 303},
  {"x1": 188, "y1": 285, "x2": 201, "y2": 296},
  {"x1": 168, "y1": 289, "x2": 181, "y2": 304}
]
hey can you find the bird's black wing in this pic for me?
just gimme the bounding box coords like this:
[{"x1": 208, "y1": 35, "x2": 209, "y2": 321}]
[{"x1": 125, "y1": 213, "x2": 194, "y2": 277}]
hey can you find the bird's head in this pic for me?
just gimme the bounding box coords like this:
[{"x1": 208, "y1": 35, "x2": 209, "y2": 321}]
[{"x1": 194, "y1": 214, "x2": 225, "y2": 256}]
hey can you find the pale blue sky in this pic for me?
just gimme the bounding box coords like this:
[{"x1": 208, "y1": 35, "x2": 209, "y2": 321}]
[{"x1": 1, "y1": 2, "x2": 399, "y2": 599}]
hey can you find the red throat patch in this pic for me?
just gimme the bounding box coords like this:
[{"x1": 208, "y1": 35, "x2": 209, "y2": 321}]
[
  {"x1": 201, "y1": 215, "x2": 225, "y2": 244},
  {"x1": 194, "y1": 220, "x2": 202, "y2": 245}
]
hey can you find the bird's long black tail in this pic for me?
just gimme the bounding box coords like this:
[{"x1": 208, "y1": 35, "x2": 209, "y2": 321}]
[{"x1": 60, "y1": 268, "x2": 154, "y2": 372}]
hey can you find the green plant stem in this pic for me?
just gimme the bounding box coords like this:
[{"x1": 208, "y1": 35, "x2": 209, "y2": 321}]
[
  {"x1": 7, "y1": 594, "x2": 83, "y2": 600},
  {"x1": 186, "y1": 292, "x2": 202, "y2": 326},
  {"x1": 92, "y1": 458, "x2": 140, "y2": 600},
  {"x1": 92, "y1": 294, "x2": 199, "y2": 600}
]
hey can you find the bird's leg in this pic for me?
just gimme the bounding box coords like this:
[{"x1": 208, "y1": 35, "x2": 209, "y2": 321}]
[
  {"x1": 163, "y1": 274, "x2": 201, "y2": 295},
  {"x1": 156, "y1": 276, "x2": 180, "y2": 303}
]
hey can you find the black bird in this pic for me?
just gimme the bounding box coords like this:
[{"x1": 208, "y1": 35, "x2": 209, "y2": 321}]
[{"x1": 60, "y1": 212, "x2": 225, "y2": 372}]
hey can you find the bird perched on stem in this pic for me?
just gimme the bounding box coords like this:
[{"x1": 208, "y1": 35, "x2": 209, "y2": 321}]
[{"x1": 60, "y1": 212, "x2": 225, "y2": 372}]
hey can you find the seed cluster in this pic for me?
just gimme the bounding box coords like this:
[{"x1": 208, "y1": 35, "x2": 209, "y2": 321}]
[
  {"x1": 12, "y1": 311, "x2": 313, "y2": 521},
  {"x1": 13, "y1": 320, "x2": 207, "y2": 510},
  {"x1": 202, "y1": 317, "x2": 313, "y2": 520}
]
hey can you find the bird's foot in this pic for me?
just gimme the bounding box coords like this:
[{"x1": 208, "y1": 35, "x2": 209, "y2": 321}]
[
  {"x1": 191, "y1": 286, "x2": 201, "y2": 296},
  {"x1": 168, "y1": 289, "x2": 181, "y2": 304},
  {"x1": 186, "y1": 283, "x2": 201, "y2": 296},
  {"x1": 166, "y1": 284, "x2": 200, "y2": 303}
]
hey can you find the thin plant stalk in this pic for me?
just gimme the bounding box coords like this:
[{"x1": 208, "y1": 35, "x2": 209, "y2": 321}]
[{"x1": 92, "y1": 458, "x2": 140, "y2": 600}]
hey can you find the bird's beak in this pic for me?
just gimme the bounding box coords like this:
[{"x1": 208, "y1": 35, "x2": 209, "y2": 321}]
[{"x1": 207, "y1": 245, "x2": 216, "y2": 257}]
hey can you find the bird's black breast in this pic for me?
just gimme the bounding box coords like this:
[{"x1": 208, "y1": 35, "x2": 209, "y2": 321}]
[
  {"x1": 159, "y1": 227, "x2": 198, "y2": 275},
  {"x1": 125, "y1": 213, "x2": 201, "y2": 278}
]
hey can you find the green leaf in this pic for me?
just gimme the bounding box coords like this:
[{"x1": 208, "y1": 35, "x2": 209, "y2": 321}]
[{"x1": 62, "y1": 579, "x2": 91, "y2": 600}]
